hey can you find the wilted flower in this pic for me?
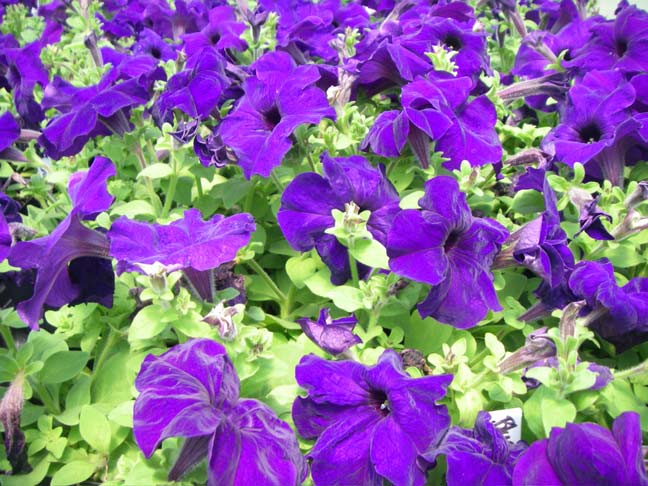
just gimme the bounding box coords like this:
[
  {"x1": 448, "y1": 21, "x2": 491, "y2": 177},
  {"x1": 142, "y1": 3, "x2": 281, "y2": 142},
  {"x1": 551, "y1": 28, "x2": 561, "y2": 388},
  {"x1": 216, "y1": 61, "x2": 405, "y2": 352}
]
[
  {"x1": 219, "y1": 51, "x2": 335, "y2": 178},
  {"x1": 297, "y1": 308, "x2": 361, "y2": 355},
  {"x1": 513, "y1": 411, "x2": 648, "y2": 485},
  {"x1": 427, "y1": 411, "x2": 527, "y2": 486},
  {"x1": 134, "y1": 339, "x2": 307, "y2": 485},
  {"x1": 387, "y1": 176, "x2": 508, "y2": 328},
  {"x1": 277, "y1": 152, "x2": 399, "y2": 284},
  {"x1": 293, "y1": 350, "x2": 452, "y2": 486},
  {"x1": 0, "y1": 371, "x2": 27, "y2": 473},
  {"x1": 8, "y1": 157, "x2": 116, "y2": 329}
]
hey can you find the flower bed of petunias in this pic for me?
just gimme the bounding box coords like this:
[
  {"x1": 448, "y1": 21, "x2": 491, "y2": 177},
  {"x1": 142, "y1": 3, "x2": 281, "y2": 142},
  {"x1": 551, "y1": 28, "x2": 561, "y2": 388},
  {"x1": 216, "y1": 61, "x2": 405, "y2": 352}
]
[{"x1": 1, "y1": 0, "x2": 648, "y2": 484}]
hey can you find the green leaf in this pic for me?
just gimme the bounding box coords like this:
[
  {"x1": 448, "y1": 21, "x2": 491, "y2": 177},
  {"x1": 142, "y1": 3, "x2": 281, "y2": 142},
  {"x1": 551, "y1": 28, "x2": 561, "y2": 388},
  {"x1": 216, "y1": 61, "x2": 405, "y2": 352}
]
[
  {"x1": 108, "y1": 401, "x2": 134, "y2": 428},
  {"x1": 349, "y1": 238, "x2": 389, "y2": 269},
  {"x1": 485, "y1": 333, "x2": 505, "y2": 359},
  {"x1": 137, "y1": 163, "x2": 172, "y2": 179},
  {"x1": 327, "y1": 286, "x2": 365, "y2": 312},
  {"x1": 79, "y1": 405, "x2": 111, "y2": 453},
  {"x1": 511, "y1": 190, "x2": 545, "y2": 214},
  {"x1": 50, "y1": 461, "x2": 96, "y2": 486},
  {"x1": 285, "y1": 254, "x2": 319, "y2": 288},
  {"x1": 39, "y1": 351, "x2": 89, "y2": 384},
  {"x1": 128, "y1": 305, "x2": 175, "y2": 341},
  {"x1": 1, "y1": 457, "x2": 50, "y2": 486},
  {"x1": 93, "y1": 350, "x2": 132, "y2": 404},
  {"x1": 541, "y1": 392, "x2": 576, "y2": 436}
]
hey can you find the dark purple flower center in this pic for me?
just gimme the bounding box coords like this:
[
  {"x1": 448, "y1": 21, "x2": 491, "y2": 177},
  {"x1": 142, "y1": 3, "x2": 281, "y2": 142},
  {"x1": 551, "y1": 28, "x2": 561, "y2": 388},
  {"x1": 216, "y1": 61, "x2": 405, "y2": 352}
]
[
  {"x1": 443, "y1": 230, "x2": 461, "y2": 252},
  {"x1": 210, "y1": 33, "x2": 221, "y2": 45},
  {"x1": 263, "y1": 105, "x2": 282, "y2": 129},
  {"x1": 150, "y1": 47, "x2": 161, "y2": 59},
  {"x1": 616, "y1": 38, "x2": 628, "y2": 57},
  {"x1": 443, "y1": 35, "x2": 463, "y2": 51},
  {"x1": 578, "y1": 122, "x2": 602, "y2": 143},
  {"x1": 369, "y1": 390, "x2": 390, "y2": 417}
]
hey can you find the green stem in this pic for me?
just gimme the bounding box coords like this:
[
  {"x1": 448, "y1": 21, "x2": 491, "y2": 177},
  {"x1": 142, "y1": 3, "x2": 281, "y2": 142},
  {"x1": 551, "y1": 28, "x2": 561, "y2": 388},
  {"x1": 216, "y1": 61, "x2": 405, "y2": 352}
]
[
  {"x1": 243, "y1": 178, "x2": 259, "y2": 213},
  {"x1": 347, "y1": 245, "x2": 360, "y2": 288},
  {"x1": 93, "y1": 328, "x2": 120, "y2": 380},
  {"x1": 270, "y1": 170, "x2": 284, "y2": 193},
  {"x1": 134, "y1": 144, "x2": 163, "y2": 215},
  {"x1": 30, "y1": 380, "x2": 60, "y2": 415},
  {"x1": 245, "y1": 259, "x2": 288, "y2": 303},
  {"x1": 194, "y1": 174, "x2": 204, "y2": 198},
  {"x1": 0, "y1": 325, "x2": 15, "y2": 352},
  {"x1": 161, "y1": 153, "x2": 179, "y2": 218},
  {"x1": 614, "y1": 359, "x2": 648, "y2": 380}
]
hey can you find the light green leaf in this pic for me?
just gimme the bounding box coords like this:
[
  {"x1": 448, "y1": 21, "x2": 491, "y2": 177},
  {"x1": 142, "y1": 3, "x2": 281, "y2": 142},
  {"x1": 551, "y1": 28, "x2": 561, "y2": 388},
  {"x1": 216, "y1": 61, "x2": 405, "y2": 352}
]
[
  {"x1": 349, "y1": 238, "x2": 389, "y2": 269},
  {"x1": 128, "y1": 305, "x2": 174, "y2": 341},
  {"x1": 79, "y1": 405, "x2": 111, "y2": 453},
  {"x1": 137, "y1": 163, "x2": 172, "y2": 179},
  {"x1": 50, "y1": 461, "x2": 96, "y2": 486},
  {"x1": 39, "y1": 351, "x2": 89, "y2": 384}
]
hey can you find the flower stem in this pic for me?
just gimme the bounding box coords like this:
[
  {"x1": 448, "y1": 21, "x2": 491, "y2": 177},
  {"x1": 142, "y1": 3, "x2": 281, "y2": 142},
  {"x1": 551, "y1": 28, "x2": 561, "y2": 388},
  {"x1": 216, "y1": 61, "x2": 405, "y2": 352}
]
[
  {"x1": 162, "y1": 152, "x2": 179, "y2": 218},
  {"x1": 92, "y1": 327, "x2": 120, "y2": 381},
  {"x1": 0, "y1": 325, "x2": 15, "y2": 352},
  {"x1": 194, "y1": 175, "x2": 204, "y2": 198},
  {"x1": 245, "y1": 259, "x2": 288, "y2": 303},
  {"x1": 30, "y1": 380, "x2": 60, "y2": 415},
  {"x1": 614, "y1": 359, "x2": 648, "y2": 380},
  {"x1": 133, "y1": 144, "x2": 163, "y2": 215},
  {"x1": 270, "y1": 170, "x2": 284, "y2": 193},
  {"x1": 347, "y1": 246, "x2": 360, "y2": 287}
]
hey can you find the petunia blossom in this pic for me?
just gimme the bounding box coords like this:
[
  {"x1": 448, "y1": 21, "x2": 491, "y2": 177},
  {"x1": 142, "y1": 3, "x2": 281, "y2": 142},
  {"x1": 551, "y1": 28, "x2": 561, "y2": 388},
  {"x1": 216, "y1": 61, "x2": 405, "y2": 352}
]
[
  {"x1": 277, "y1": 152, "x2": 400, "y2": 284},
  {"x1": 297, "y1": 308, "x2": 361, "y2": 355},
  {"x1": 293, "y1": 350, "x2": 452, "y2": 486},
  {"x1": 7, "y1": 157, "x2": 116, "y2": 329},
  {"x1": 108, "y1": 209, "x2": 255, "y2": 275},
  {"x1": 387, "y1": 176, "x2": 508, "y2": 328},
  {"x1": 569, "y1": 259, "x2": 648, "y2": 352},
  {"x1": 219, "y1": 51, "x2": 335, "y2": 178},
  {"x1": 134, "y1": 338, "x2": 307, "y2": 486},
  {"x1": 427, "y1": 411, "x2": 527, "y2": 486},
  {"x1": 513, "y1": 411, "x2": 648, "y2": 486}
]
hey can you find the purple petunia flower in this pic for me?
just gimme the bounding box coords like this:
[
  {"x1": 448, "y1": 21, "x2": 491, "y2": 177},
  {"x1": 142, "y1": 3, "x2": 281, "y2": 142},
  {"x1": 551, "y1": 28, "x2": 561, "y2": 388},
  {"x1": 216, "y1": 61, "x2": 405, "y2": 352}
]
[
  {"x1": 541, "y1": 70, "x2": 640, "y2": 186},
  {"x1": 292, "y1": 350, "x2": 452, "y2": 486},
  {"x1": 362, "y1": 75, "x2": 502, "y2": 170},
  {"x1": 134, "y1": 339, "x2": 307, "y2": 486},
  {"x1": 297, "y1": 308, "x2": 361, "y2": 355},
  {"x1": 494, "y1": 177, "x2": 574, "y2": 288},
  {"x1": 219, "y1": 51, "x2": 335, "y2": 178},
  {"x1": 387, "y1": 176, "x2": 508, "y2": 328},
  {"x1": 567, "y1": 4, "x2": 648, "y2": 76},
  {"x1": 132, "y1": 28, "x2": 177, "y2": 61},
  {"x1": 7, "y1": 157, "x2": 116, "y2": 329},
  {"x1": 107, "y1": 209, "x2": 255, "y2": 275},
  {"x1": 513, "y1": 412, "x2": 648, "y2": 486},
  {"x1": 38, "y1": 69, "x2": 153, "y2": 159},
  {"x1": 427, "y1": 411, "x2": 527, "y2": 486},
  {"x1": 277, "y1": 152, "x2": 400, "y2": 284},
  {"x1": 568, "y1": 188, "x2": 614, "y2": 240},
  {"x1": 151, "y1": 49, "x2": 230, "y2": 126},
  {"x1": 180, "y1": 5, "x2": 247, "y2": 56},
  {"x1": 568, "y1": 259, "x2": 648, "y2": 352}
]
